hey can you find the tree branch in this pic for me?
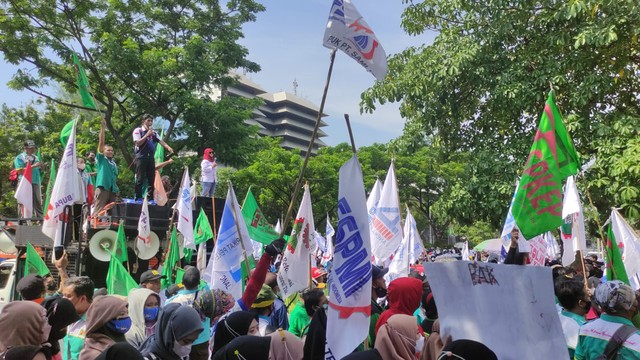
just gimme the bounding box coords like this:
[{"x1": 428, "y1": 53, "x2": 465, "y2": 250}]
[{"x1": 21, "y1": 84, "x2": 99, "y2": 112}]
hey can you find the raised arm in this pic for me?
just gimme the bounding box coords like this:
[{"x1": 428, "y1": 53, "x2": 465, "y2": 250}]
[{"x1": 98, "y1": 118, "x2": 106, "y2": 153}]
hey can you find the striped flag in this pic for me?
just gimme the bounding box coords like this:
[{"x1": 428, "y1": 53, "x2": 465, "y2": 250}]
[{"x1": 14, "y1": 161, "x2": 33, "y2": 218}]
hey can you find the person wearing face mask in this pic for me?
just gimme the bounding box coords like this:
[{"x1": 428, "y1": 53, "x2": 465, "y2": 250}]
[
  {"x1": 575, "y1": 281, "x2": 640, "y2": 359},
  {"x1": 554, "y1": 277, "x2": 590, "y2": 358},
  {"x1": 94, "y1": 118, "x2": 120, "y2": 216},
  {"x1": 126, "y1": 289, "x2": 161, "y2": 348},
  {"x1": 0, "y1": 301, "x2": 52, "y2": 356},
  {"x1": 77, "y1": 158, "x2": 90, "y2": 204},
  {"x1": 60, "y1": 276, "x2": 95, "y2": 360},
  {"x1": 212, "y1": 311, "x2": 259, "y2": 354},
  {"x1": 369, "y1": 265, "x2": 389, "y2": 348},
  {"x1": 41, "y1": 296, "x2": 81, "y2": 360},
  {"x1": 375, "y1": 314, "x2": 424, "y2": 360},
  {"x1": 84, "y1": 151, "x2": 97, "y2": 185},
  {"x1": 79, "y1": 295, "x2": 131, "y2": 360},
  {"x1": 139, "y1": 303, "x2": 204, "y2": 360}
]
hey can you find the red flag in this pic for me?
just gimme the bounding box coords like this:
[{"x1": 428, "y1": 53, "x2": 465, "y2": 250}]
[
  {"x1": 87, "y1": 175, "x2": 94, "y2": 206},
  {"x1": 14, "y1": 161, "x2": 33, "y2": 218}
]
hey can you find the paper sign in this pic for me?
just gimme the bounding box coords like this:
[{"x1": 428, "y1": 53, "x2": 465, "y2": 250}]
[
  {"x1": 528, "y1": 236, "x2": 547, "y2": 266},
  {"x1": 424, "y1": 262, "x2": 566, "y2": 360}
]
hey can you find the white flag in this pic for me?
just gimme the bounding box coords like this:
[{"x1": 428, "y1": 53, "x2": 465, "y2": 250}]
[
  {"x1": 205, "y1": 185, "x2": 252, "y2": 299},
  {"x1": 500, "y1": 181, "x2": 520, "y2": 250},
  {"x1": 461, "y1": 241, "x2": 470, "y2": 261},
  {"x1": 277, "y1": 184, "x2": 315, "y2": 299},
  {"x1": 275, "y1": 219, "x2": 282, "y2": 234},
  {"x1": 611, "y1": 209, "x2": 640, "y2": 289},
  {"x1": 176, "y1": 168, "x2": 196, "y2": 250},
  {"x1": 136, "y1": 196, "x2": 151, "y2": 254},
  {"x1": 321, "y1": 215, "x2": 335, "y2": 267},
  {"x1": 196, "y1": 243, "x2": 207, "y2": 275},
  {"x1": 406, "y1": 208, "x2": 425, "y2": 264},
  {"x1": 560, "y1": 176, "x2": 586, "y2": 266},
  {"x1": 545, "y1": 231, "x2": 560, "y2": 259},
  {"x1": 323, "y1": 0, "x2": 388, "y2": 81},
  {"x1": 370, "y1": 163, "x2": 402, "y2": 260},
  {"x1": 387, "y1": 209, "x2": 412, "y2": 282},
  {"x1": 42, "y1": 120, "x2": 82, "y2": 248},
  {"x1": 325, "y1": 155, "x2": 372, "y2": 360},
  {"x1": 14, "y1": 161, "x2": 33, "y2": 218}
]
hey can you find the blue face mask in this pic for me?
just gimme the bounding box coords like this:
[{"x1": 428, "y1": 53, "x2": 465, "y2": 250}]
[
  {"x1": 106, "y1": 317, "x2": 132, "y2": 334},
  {"x1": 144, "y1": 306, "x2": 159, "y2": 322}
]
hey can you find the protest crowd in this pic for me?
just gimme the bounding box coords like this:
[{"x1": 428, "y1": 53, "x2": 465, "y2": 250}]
[{"x1": 4, "y1": 1, "x2": 640, "y2": 360}]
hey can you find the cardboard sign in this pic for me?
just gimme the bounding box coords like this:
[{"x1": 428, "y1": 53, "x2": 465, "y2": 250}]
[{"x1": 424, "y1": 262, "x2": 566, "y2": 360}]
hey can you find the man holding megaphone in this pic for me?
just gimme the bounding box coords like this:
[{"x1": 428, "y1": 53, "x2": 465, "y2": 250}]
[{"x1": 132, "y1": 114, "x2": 173, "y2": 202}]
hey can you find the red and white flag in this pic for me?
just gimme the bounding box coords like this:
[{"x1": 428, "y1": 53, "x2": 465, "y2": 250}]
[
  {"x1": 14, "y1": 161, "x2": 33, "y2": 218},
  {"x1": 325, "y1": 155, "x2": 372, "y2": 360},
  {"x1": 136, "y1": 196, "x2": 151, "y2": 253},
  {"x1": 43, "y1": 119, "x2": 82, "y2": 249},
  {"x1": 323, "y1": 0, "x2": 388, "y2": 81},
  {"x1": 560, "y1": 176, "x2": 586, "y2": 266},
  {"x1": 277, "y1": 184, "x2": 315, "y2": 299}
]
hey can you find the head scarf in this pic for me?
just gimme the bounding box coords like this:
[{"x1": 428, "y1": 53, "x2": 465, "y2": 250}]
[
  {"x1": 595, "y1": 280, "x2": 636, "y2": 314},
  {"x1": 203, "y1": 148, "x2": 214, "y2": 162},
  {"x1": 212, "y1": 311, "x2": 258, "y2": 354},
  {"x1": 342, "y1": 349, "x2": 383, "y2": 360},
  {"x1": 303, "y1": 306, "x2": 327, "y2": 360},
  {"x1": 80, "y1": 295, "x2": 129, "y2": 360},
  {"x1": 374, "y1": 314, "x2": 420, "y2": 360},
  {"x1": 212, "y1": 336, "x2": 270, "y2": 360},
  {"x1": 194, "y1": 289, "x2": 235, "y2": 321},
  {"x1": 438, "y1": 340, "x2": 498, "y2": 360},
  {"x1": 423, "y1": 319, "x2": 445, "y2": 360},
  {"x1": 139, "y1": 303, "x2": 204, "y2": 360},
  {"x1": 0, "y1": 301, "x2": 47, "y2": 352},
  {"x1": 375, "y1": 277, "x2": 423, "y2": 334},
  {"x1": 125, "y1": 288, "x2": 159, "y2": 348},
  {"x1": 2, "y1": 345, "x2": 52, "y2": 360},
  {"x1": 95, "y1": 343, "x2": 144, "y2": 360},
  {"x1": 268, "y1": 329, "x2": 304, "y2": 360},
  {"x1": 41, "y1": 296, "x2": 80, "y2": 354}
]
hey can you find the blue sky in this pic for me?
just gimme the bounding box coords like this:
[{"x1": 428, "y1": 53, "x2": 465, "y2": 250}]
[{"x1": 0, "y1": 1, "x2": 436, "y2": 147}]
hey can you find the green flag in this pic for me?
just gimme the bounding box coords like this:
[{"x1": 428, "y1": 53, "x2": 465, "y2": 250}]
[
  {"x1": 72, "y1": 53, "x2": 96, "y2": 109},
  {"x1": 512, "y1": 92, "x2": 580, "y2": 239},
  {"x1": 60, "y1": 120, "x2": 74, "y2": 147},
  {"x1": 606, "y1": 223, "x2": 630, "y2": 284},
  {"x1": 241, "y1": 188, "x2": 278, "y2": 245},
  {"x1": 154, "y1": 128, "x2": 165, "y2": 174},
  {"x1": 24, "y1": 242, "x2": 50, "y2": 277},
  {"x1": 106, "y1": 253, "x2": 138, "y2": 296},
  {"x1": 44, "y1": 160, "x2": 56, "y2": 211},
  {"x1": 161, "y1": 227, "x2": 181, "y2": 289},
  {"x1": 184, "y1": 248, "x2": 194, "y2": 264},
  {"x1": 114, "y1": 221, "x2": 128, "y2": 263},
  {"x1": 175, "y1": 267, "x2": 185, "y2": 284},
  {"x1": 194, "y1": 208, "x2": 214, "y2": 245}
]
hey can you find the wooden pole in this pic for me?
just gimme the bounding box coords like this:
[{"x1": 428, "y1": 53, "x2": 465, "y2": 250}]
[
  {"x1": 211, "y1": 194, "x2": 218, "y2": 247},
  {"x1": 278, "y1": 49, "x2": 337, "y2": 238}
]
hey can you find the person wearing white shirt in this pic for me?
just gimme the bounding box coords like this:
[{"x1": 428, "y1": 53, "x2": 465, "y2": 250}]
[{"x1": 200, "y1": 147, "x2": 217, "y2": 197}]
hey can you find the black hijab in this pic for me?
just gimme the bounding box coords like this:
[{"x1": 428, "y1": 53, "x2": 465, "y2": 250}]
[
  {"x1": 303, "y1": 306, "x2": 327, "y2": 360},
  {"x1": 95, "y1": 343, "x2": 144, "y2": 360},
  {"x1": 212, "y1": 311, "x2": 258, "y2": 354},
  {"x1": 139, "y1": 303, "x2": 204, "y2": 360},
  {"x1": 341, "y1": 349, "x2": 383, "y2": 360},
  {"x1": 41, "y1": 296, "x2": 80, "y2": 354},
  {"x1": 212, "y1": 335, "x2": 270, "y2": 360}
]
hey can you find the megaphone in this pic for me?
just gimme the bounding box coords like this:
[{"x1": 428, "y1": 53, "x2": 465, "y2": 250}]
[
  {"x1": 136, "y1": 231, "x2": 160, "y2": 260},
  {"x1": 0, "y1": 229, "x2": 17, "y2": 254},
  {"x1": 89, "y1": 229, "x2": 118, "y2": 262}
]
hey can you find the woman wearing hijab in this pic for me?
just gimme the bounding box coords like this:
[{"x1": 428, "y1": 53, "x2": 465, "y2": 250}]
[
  {"x1": 375, "y1": 314, "x2": 424, "y2": 360},
  {"x1": 3, "y1": 345, "x2": 52, "y2": 360},
  {"x1": 139, "y1": 303, "x2": 204, "y2": 360},
  {"x1": 95, "y1": 343, "x2": 144, "y2": 360},
  {"x1": 422, "y1": 319, "x2": 445, "y2": 360},
  {"x1": 194, "y1": 289, "x2": 236, "y2": 325},
  {"x1": 126, "y1": 288, "x2": 161, "y2": 348},
  {"x1": 375, "y1": 277, "x2": 423, "y2": 334},
  {"x1": 79, "y1": 295, "x2": 130, "y2": 360},
  {"x1": 200, "y1": 148, "x2": 217, "y2": 197},
  {"x1": 41, "y1": 296, "x2": 80, "y2": 360},
  {"x1": 0, "y1": 301, "x2": 50, "y2": 355},
  {"x1": 211, "y1": 311, "x2": 259, "y2": 354},
  {"x1": 302, "y1": 306, "x2": 327, "y2": 360},
  {"x1": 212, "y1": 329, "x2": 303, "y2": 360},
  {"x1": 437, "y1": 340, "x2": 497, "y2": 360}
]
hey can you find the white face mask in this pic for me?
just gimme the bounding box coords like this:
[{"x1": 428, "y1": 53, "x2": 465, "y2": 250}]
[
  {"x1": 415, "y1": 335, "x2": 425, "y2": 353},
  {"x1": 173, "y1": 340, "x2": 192, "y2": 358},
  {"x1": 42, "y1": 322, "x2": 52, "y2": 343}
]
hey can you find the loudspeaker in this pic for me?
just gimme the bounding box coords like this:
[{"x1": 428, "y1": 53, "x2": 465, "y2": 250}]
[
  {"x1": 89, "y1": 230, "x2": 118, "y2": 262},
  {"x1": 135, "y1": 231, "x2": 160, "y2": 260}
]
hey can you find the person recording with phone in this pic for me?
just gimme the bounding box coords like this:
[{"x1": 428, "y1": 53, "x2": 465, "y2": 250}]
[{"x1": 132, "y1": 114, "x2": 173, "y2": 202}]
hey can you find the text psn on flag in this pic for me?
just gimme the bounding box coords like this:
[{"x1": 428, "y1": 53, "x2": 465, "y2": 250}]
[
  {"x1": 277, "y1": 184, "x2": 315, "y2": 300},
  {"x1": 176, "y1": 168, "x2": 195, "y2": 250},
  {"x1": 370, "y1": 163, "x2": 402, "y2": 260},
  {"x1": 136, "y1": 196, "x2": 151, "y2": 254},
  {"x1": 42, "y1": 119, "x2": 82, "y2": 248},
  {"x1": 323, "y1": 0, "x2": 388, "y2": 81},
  {"x1": 326, "y1": 156, "x2": 372, "y2": 360}
]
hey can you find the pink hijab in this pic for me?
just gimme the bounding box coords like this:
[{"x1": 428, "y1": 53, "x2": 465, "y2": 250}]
[{"x1": 203, "y1": 148, "x2": 214, "y2": 162}]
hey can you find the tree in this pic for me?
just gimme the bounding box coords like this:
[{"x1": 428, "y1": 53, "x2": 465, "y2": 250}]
[
  {"x1": 0, "y1": 0, "x2": 265, "y2": 166},
  {"x1": 361, "y1": 0, "x2": 640, "y2": 225}
]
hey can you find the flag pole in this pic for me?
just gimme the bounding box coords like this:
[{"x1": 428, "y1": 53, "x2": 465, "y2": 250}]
[
  {"x1": 211, "y1": 195, "x2": 218, "y2": 247},
  {"x1": 279, "y1": 49, "x2": 337, "y2": 238},
  {"x1": 343, "y1": 114, "x2": 357, "y2": 154}
]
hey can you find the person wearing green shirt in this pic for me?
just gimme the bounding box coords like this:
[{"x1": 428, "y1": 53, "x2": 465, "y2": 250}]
[
  {"x1": 554, "y1": 277, "x2": 589, "y2": 359},
  {"x1": 575, "y1": 280, "x2": 640, "y2": 359},
  {"x1": 14, "y1": 139, "x2": 43, "y2": 217},
  {"x1": 84, "y1": 150, "x2": 97, "y2": 185},
  {"x1": 93, "y1": 118, "x2": 119, "y2": 215}
]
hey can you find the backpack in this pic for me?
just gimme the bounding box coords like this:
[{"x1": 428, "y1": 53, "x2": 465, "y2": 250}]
[
  {"x1": 8, "y1": 169, "x2": 18, "y2": 187},
  {"x1": 594, "y1": 324, "x2": 637, "y2": 360}
]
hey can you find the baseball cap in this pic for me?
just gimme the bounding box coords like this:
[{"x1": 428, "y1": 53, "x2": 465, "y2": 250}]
[
  {"x1": 23, "y1": 140, "x2": 35, "y2": 148},
  {"x1": 140, "y1": 269, "x2": 165, "y2": 284},
  {"x1": 16, "y1": 274, "x2": 45, "y2": 300},
  {"x1": 372, "y1": 265, "x2": 389, "y2": 281},
  {"x1": 311, "y1": 267, "x2": 327, "y2": 279}
]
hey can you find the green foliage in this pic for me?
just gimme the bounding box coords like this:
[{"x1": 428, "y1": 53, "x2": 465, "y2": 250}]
[
  {"x1": 0, "y1": 0, "x2": 265, "y2": 166},
  {"x1": 451, "y1": 220, "x2": 500, "y2": 248},
  {"x1": 361, "y1": 0, "x2": 640, "y2": 227}
]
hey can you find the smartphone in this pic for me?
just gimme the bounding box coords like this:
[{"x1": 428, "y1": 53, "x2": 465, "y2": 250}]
[
  {"x1": 54, "y1": 246, "x2": 64, "y2": 260},
  {"x1": 166, "y1": 152, "x2": 176, "y2": 160}
]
